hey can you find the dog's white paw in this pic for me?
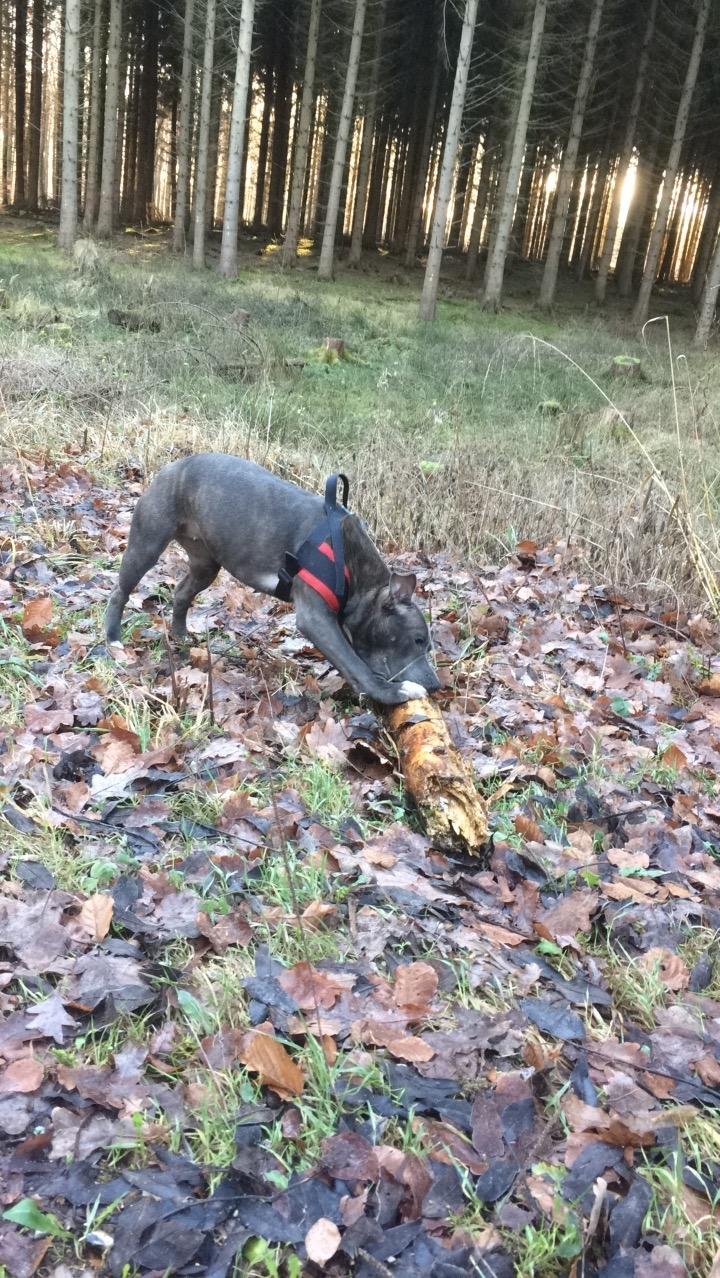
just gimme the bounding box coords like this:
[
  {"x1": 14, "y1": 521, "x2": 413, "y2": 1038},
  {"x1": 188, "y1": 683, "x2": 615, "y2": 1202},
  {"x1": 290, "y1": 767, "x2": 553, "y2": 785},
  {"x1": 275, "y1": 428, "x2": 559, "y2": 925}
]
[{"x1": 399, "y1": 681, "x2": 428, "y2": 700}]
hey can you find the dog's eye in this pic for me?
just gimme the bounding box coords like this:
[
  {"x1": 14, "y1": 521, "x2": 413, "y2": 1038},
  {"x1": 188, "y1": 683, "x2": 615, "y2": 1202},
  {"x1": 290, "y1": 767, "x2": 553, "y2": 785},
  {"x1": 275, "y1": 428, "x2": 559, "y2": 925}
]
[{"x1": 415, "y1": 637, "x2": 425, "y2": 647}]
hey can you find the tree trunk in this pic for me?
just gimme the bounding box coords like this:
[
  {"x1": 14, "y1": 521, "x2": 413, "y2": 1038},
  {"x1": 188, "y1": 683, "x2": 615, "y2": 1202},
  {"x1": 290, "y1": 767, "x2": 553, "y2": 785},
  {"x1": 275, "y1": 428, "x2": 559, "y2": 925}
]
[
  {"x1": 348, "y1": 0, "x2": 385, "y2": 266},
  {"x1": 267, "y1": 7, "x2": 293, "y2": 237},
  {"x1": 205, "y1": 68, "x2": 222, "y2": 231},
  {"x1": 595, "y1": 0, "x2": 657, "y2": 302},
  {"x1": 615, "y1": 137, "x2": 656, "y2": 297},
  {"x1": 133, "y1": 0, "x2": 159, "y2": 224},
  {"x1": 281, "y1": 0, "x2": 322, "y2": 262},
  {"x1": 658, "y1": 169, "x2": 689, "y2": 282},
  {"x1": 539, "y1": 0, "x2": 604, "y2": 308},
  {"x1": 633, "y1": 0, "x2": 710, "y2": 325},
  {"x1": 26, "y1": 0, "x2": 44, "y2": 208},
  {"x1": 483, "y1": 0, "x2": 547, "y2": 308},
  {"x1": 403, "y1": 54, "x2": 441, "y2": 267},
  {"x1": 694, "y1": 208, "x2": 720, "y2": 346},
  {"x1": 172, "y1": 0, "x2": 195, "y2": 252},
  {"x1": 419, "y1": 0, "x2": 479, "y2": 320},
  {"x1": 82, "y1": 0, "x2": 105, "y2": 228},
  {"x1": 58, "y1": 0, "x2": 80, "y2": 249},
  {"x1": 218, "y1": 0, "x2": 255, "y2": 277},
  {"x1": 363, "y1": 113, "x2": 388, "y2": 248},
  {"x1": 169, "y1": 92, "x2": 178, "y2": 218},
  {"x1": 465, "y1": 124, "x2": 496, "y2": 279},
  {"x1": 14, "y1": 0, "x2": 27, "y2": 206},
  {"x1": 509, "y1": 145, "x2": 535, "y2": 260},
  {"x1": 449, "y1": 137, "x2": 472, "y2": 248},
  {"x1": 192, "y1": 0, "x2": 216, "y2": 267},
  {"x1": 252, "y1": 66, "x2": 273, "y2": 228},
  {"x1": 95, "y1": 0, "x2": 122, "y2": 237},
  {"x1": 576, "y1": 149, "x2": 610, "y2": 280},
  {"x1": 120, "y1": 41, "x2": 138, "y2": 221},
  {"x1": 691, "y1": 162, "x2": 720, "y2": 303},
  {"x1": 317, "y1": 0, "x2": 367, "y2": 281},
  {"x1": 0, "y1": 4, "x2": 11, "y2": 207}
]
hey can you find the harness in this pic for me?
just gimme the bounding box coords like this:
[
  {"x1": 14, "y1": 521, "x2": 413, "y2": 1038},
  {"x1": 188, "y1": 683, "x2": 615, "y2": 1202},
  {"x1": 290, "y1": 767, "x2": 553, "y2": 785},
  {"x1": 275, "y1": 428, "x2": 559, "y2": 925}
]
[{"x1": 275, "y1": 473, "x2": 351, "y2": 617}]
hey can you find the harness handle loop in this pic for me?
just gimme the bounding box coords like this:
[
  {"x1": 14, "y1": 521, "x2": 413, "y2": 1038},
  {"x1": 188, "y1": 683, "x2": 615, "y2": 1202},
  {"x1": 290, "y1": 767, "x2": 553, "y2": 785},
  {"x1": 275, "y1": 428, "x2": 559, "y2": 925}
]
[{"x1": 324, "y1": 473, "x2": 349, "y2": 513}]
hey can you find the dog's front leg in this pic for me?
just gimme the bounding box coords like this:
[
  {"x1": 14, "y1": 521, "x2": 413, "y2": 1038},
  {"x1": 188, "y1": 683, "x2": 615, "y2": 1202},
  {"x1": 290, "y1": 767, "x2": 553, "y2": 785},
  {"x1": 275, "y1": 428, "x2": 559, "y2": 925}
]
[{"x1": 294, "y1": 590, "x2": 426, "y2": 705}]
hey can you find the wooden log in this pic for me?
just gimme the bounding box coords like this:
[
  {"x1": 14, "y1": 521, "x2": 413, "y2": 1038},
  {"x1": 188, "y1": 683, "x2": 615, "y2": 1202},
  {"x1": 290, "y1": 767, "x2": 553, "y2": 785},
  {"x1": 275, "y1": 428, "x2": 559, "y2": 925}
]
[{"x1": 385, "y1": 698, "x2": 489, "y2": 856}]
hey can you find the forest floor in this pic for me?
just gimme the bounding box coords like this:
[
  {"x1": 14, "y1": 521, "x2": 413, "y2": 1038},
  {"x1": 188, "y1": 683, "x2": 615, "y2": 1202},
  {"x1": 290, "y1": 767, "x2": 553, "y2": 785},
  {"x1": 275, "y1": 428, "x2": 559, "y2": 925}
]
[{"x1": 1, "y1": 217, "x2": 720, "y2": 1278}]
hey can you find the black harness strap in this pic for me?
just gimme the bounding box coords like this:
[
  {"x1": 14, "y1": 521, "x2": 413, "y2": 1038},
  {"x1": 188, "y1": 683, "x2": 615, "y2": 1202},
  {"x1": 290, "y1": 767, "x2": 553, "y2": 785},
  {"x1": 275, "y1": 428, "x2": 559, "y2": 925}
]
[{"x1": 275, "y1": 472, "x2": 351, "y2": 615}]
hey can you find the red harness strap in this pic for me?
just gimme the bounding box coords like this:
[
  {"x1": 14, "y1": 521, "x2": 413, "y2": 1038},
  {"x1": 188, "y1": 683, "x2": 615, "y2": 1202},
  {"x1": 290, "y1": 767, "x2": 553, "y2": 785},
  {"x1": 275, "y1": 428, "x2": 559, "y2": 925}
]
[{"x1": 297, "y1": 541, "x2": 351, "y2": 613}]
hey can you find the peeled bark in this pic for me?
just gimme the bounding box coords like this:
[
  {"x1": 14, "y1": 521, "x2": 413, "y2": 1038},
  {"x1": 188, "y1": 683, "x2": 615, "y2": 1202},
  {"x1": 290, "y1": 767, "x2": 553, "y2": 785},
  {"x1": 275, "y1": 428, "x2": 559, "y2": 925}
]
[
  {"x1": 83, "y1": 0, "x2": 105, "y2": 229},
  {"x1": 385, "y1": 699, "x2": 488, "y2": 856},
  {"x1": 27, "y1": 0, "x2": 44, "y2": 209},
  {"x1": 172, "y1": 0, "x2": 195, "y2": 252},
  {"x1": 95, "y1": 0, "x2": 122, "y2": 238},
  {"x1": 539, "y1": 0, "x2": 604, "y2": 308},
  {"x1": 419, "y1": 0, "x2": 479, "y2": 321},
  {"x1": 483, "y1": 0, "x2": 547, "y2": 308},
  {"x1": 218, "y1": 0, "x2": 255, "y2": 278},
  {"x1": 281, "y1": 0, "x2": 322, "y2": 263},
  {"x1": 192, "y1": 0, "x2": 216, "y2": 268},
  {"x1": 58, "y1": 0, "x2": 80, "y2": 249},
  {"x1": 633, "y1": 0, "x2": 710, "y2": 326},
  {"x1": 14, "y1": 0, "x2": 27, "y2": 206},
  {"x1": 595, "y1": 0, "x2": 657, "y2": 302},
  {"x1": 318, "y1": 0, "x2": 367, "y2": 281}
]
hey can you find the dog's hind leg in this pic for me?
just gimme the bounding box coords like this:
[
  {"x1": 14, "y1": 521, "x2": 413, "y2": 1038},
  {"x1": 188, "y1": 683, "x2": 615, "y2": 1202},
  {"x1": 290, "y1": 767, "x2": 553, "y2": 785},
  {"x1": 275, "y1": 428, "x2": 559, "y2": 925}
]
[{"x1": 171, "y1": 546, "x2": 219, "y2": 640}]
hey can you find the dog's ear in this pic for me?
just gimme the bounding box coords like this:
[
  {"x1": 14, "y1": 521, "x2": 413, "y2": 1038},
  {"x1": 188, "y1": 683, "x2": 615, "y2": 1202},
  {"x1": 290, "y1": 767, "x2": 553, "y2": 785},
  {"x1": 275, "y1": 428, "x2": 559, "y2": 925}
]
[{"x1": 389, "y1": 572, "x2": 416, "y2": 603}]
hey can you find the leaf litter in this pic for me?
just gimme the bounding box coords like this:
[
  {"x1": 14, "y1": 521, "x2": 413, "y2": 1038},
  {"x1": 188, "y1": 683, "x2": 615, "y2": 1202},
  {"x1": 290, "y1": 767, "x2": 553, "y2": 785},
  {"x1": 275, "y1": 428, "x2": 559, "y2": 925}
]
[{"x1": 1, "y1": 455, "x2": 720, "y2": 1275}]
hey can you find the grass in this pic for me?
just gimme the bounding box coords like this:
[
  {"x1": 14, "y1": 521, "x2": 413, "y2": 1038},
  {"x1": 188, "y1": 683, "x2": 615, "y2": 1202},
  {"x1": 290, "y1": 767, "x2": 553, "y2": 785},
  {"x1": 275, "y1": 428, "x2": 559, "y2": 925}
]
[{"x1": 2, "y1": 215, "x2": 720, "y2": 608}]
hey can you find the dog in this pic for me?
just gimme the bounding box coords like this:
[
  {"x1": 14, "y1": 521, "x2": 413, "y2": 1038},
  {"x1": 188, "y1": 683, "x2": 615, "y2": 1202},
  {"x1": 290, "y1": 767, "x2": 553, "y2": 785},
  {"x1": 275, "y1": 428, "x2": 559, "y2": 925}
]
[{"x1": 105, "y1": 454, "x2": 440, "y2": 705}]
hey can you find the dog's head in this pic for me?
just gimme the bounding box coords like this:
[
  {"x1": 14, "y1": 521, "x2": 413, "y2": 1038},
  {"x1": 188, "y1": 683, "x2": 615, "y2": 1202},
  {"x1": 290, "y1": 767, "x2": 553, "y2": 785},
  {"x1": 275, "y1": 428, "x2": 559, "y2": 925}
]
[{"x1": 347, "y1": 573, "x2": 440, "y2": 693}]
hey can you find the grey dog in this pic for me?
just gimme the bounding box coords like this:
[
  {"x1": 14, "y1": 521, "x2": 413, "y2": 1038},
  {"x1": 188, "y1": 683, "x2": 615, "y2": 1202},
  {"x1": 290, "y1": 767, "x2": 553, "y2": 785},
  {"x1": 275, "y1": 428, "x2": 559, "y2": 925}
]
[{"x1": 105, "y1": 454, "x2": 439, "y2": 705}]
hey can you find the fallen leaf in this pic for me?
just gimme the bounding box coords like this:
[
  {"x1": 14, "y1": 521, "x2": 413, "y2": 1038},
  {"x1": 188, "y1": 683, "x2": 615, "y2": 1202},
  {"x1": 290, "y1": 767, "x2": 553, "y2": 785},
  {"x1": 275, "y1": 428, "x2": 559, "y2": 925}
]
[
  {"x1": 241, "y1": 1031, "x2": 304, "y2": 1098},
  {"x1": 22, "y1": 596, "x2": 53, "y2": 642},
  {"x1": 393, "y1": 962, "x2": 438, "y2": 1011},
  {"x1": 77, "y1": 893, "x2": 114, "y2": 941},
  {"x1": 639, "y1": 947, "x2": 689, "y2": 992},
  {"x1": 304, "y1": 1218, "x2": 341, "y2": 1267},
  {"x1": 0, "y1": 1057, "x2": 44, "y2": 1094}
]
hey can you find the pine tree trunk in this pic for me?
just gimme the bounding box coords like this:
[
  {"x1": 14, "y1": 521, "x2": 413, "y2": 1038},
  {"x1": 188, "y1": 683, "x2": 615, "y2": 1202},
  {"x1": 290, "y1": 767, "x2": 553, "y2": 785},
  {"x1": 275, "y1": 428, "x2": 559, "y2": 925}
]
[
  {"x1": 267, "y1": 7, "x2": 293, "y2": 237},
  {"x1": 633, "y1": 0, "x2": 710, "y2": 325},
  {"x1": 14, "y1": 0, "x2": 27, "y2": 206},
  {"x1": 281, "y1": 0, "x2": 321, "y2": 263},
  {"x1": 465, "y1": 123, "x2": 496, "y2": 279},
  {"x1": 120, "y1": 42, "x2": 138, "y2": 221},
  {"x1": 82, "y1": 0, "x2": 105, "y2": 228},
  {"x1": 252, "y1": 66, "x2": 273, "y2": 228},
  {"x1": 419, "y1": 0, "x2": 479, "y2": 321},
  {"x1": 362, "y1": 113, "x2": 388, "y2": 248},
  {"x1": 347, "y1": 0, "x2": 385, "y2": 266},
  {"x1": 172, "y1": 0, "x2": 195, "y2": 252},
  {"x1": 0, "y1": 5, "x2": 10, "y2": 207},
  {"x1": 26, "y1": 0, "x2": 44, "y2": 208},
  {"x1": 403, "y1": 55, "x2": 440, "y2": 267},
  {"x1": 509, "y1": 145, "x2": 535, "y2": 260},
  {"x1": 615, "y1": 137, "x2": 654, "y2": 297},
  {"x1": 205, "y1": 70, "x2": 222, "y2": 231},
  {"x1": 133, "y1": 0, "x2": 158, "y2": 224},
  {"x1": 658, "y1": 170, "x2": 689, "y2": 283},
  {"x1": 318, "y1": 0, "x2": 368, "y2": 281},
  {"x1": 691, "y1": 162, "x2": 720, "y2": 303},
  {"x1": 483, "y1": 0, "x2": 546, "y2": 308},
  {"x1": 595, "y1": 0, "x2": 657, "y2": 302},
  {"x1": 58, "y1": 0, "x2": 80, "y2": 249},
  {"x1": 95, "y1": 0, "x2": 122, "y2": 237},
  {"x1": 539, "y1": 0, "x2": 604, "y2": 308},
  {"x1": 449, "y1": 137, "x2": 472, "y2": 248},
  {"x1": 218, "y1": 0, "x2": 255, "y2": 277},
  {"x1": 694, "y1": 214, "x2": 720, "y2": 346},
  {"x1": 192, "y1": 0, "x2": 216, "y2": 267},
  {"x1": 576, "y1": 148, "x2": 611, "y2": 280}
]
